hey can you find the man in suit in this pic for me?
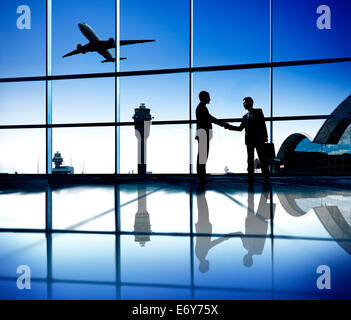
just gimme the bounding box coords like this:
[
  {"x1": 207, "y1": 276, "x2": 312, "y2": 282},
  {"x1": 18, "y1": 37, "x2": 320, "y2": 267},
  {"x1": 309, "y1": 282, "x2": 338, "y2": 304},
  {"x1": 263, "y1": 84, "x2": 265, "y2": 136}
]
[
  {"x1": 225, "y1": 97, "x2": 270, "y2": 183},
  {"x1": 195, "y1": 91, "x2": 225, "y2": 181}
]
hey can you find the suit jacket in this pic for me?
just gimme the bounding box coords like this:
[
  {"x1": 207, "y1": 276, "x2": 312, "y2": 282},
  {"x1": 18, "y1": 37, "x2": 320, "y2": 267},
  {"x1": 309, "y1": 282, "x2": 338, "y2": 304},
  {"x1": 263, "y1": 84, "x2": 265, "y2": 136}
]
[
  {"x1": 195, "y1": 102, "x2": 224, "y2": 138},
  {"x1": 228, "y1": 108, "x2": 268, "y2": 145}
]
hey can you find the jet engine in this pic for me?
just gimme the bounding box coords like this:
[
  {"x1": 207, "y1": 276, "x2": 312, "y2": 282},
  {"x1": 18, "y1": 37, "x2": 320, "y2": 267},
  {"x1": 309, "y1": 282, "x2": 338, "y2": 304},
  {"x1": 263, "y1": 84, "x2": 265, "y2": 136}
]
[
  {"x1": 108, "y1": 37, "x2": 115, "y2": 46},
  {"x1": 77, "y1": 44, "x2": 87, "y2": 54}
]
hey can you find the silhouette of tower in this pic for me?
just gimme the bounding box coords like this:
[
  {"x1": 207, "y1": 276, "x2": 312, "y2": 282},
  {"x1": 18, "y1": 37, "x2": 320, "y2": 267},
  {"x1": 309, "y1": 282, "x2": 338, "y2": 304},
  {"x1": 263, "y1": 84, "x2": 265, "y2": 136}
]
[
  {"x1": 133, "y1": 185, "x2": 151, "y2": 247},
  {"x1": 133, "y1": 103, "x2": 153, "y2": 175},
  {"x1": 52, "y1": 151, "x2": 63, "y2": 168},
  {"x1": 52, "y1": 151, "x2": 74, "y2": 174}
]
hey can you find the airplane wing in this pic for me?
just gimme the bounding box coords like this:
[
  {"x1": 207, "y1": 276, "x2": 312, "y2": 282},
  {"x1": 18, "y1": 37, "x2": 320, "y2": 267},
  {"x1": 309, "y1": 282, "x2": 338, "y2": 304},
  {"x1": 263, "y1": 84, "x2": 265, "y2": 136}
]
[
  {"x1": 63, "y1": 48, "x2": 81, "y2": 58},
  {"x1": 120, "y1": 40, "x2": 155, "y2": 46}
]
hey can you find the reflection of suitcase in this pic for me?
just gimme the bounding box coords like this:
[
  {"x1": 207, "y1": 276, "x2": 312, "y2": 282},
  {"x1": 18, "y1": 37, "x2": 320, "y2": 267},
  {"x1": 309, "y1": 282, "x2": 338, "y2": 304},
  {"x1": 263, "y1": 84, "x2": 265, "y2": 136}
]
[{"x1": 263, "y1": 143, "x2": 276, "y2": 160}]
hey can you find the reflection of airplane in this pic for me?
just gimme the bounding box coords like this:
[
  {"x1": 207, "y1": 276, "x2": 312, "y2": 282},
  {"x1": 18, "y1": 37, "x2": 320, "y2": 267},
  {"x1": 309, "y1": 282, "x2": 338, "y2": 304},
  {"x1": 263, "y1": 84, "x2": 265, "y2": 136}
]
[{"x1": 63, "y1": 23, "x2": 155, "y2": 63}]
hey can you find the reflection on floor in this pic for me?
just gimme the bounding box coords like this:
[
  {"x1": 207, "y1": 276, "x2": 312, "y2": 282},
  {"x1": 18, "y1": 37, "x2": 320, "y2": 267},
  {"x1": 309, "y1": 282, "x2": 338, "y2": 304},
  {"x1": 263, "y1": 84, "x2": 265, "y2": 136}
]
[{"x1": 0, "y1": 176, "x2": 351, "y2": 300}]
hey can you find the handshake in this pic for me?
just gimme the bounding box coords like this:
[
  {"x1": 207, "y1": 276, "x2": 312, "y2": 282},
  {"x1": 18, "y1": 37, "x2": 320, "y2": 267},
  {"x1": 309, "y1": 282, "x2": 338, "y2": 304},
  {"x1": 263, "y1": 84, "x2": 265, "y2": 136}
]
[{"x1": 222, "y1": 122, "x2": 232, "y2": 130}]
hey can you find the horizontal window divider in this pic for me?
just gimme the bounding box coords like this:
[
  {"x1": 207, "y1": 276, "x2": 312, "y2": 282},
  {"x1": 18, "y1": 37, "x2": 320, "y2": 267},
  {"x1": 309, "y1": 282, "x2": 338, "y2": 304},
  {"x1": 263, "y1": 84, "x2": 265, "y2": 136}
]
[
  {"x1": 0, "y1": 114, "x2": 348, "y2": 130},
  {"x1": 1, "y1": 56, "x2": 351, "y2": 83},
  {"x1": 0, "y1": 227, "x2": 347, "y2": 243}
]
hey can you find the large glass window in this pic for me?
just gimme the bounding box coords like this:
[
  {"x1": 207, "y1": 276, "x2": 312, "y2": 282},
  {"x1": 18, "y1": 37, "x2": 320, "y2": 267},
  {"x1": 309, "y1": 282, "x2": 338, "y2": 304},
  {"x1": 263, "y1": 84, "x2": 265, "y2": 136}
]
[
  {"x1": 52, "y1": 127, "x2": 115, "y2": 174},
  {"x1": 194, "y1": 0, "x2": 270, "y2": 66},
  {"x1": 52, "y1": 0, "x2": 115, "y2": 75},
  {"x1": 0, "y1": 129, "x2": 45, "y2": 174},
  {"x1": 120, "y1": 124, "x2": 189, "y2": 174},
  {"x1": 3, "y1": 0, "x2": 351, "y2": 301},
  {"x1": 120, "y1": 0, "x2": 189, "y2": 71},
  {"x1": 193, "y1": 69, "x2": 270, "y2": 121},
  {"x1": 0, "y1": 0, "x2": 350, "y2": 175},
  {"x1": 52, "y1": 78, "x2": 115, "y2": 124},
  {"x1": 148, "y1": 125, "x2": 189, "y2": 174},
  {"x1": 0, "y1": 0, "x2": 46, "y2": 78},
  {"x1": 193, "y1": 69, "x2": 270, "y2": 174},
  {"x1": 0, "y1": 81, "x2": 45, "y2": 125},
  {"x1": 273, "y1": 62, "x2": 351, "y2": 117},
  {"x1": 120, "y1": 73, "x2": 189, "y2": 122},
  {"x1": 273, "y1": 0, "x2": 351, "y2": 61}
]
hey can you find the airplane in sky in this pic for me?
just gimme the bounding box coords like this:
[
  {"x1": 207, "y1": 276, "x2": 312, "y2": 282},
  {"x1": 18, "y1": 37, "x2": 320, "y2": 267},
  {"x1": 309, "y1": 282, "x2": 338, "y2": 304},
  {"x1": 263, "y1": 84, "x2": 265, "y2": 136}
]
[{"x1": 63, "y1": 23, "x2": 155, "y2": 63}]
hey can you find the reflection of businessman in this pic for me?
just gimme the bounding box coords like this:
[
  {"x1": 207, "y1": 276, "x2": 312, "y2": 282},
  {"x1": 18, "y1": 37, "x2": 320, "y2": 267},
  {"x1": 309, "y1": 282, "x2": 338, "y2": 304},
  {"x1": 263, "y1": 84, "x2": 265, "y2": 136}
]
[
  {"x1": 195, "y1": 184, "x2": 240, "y2": 272},
  {"x1": 196, "y1": 91, "x2": 225, "y2": 181},
  {"x1": 241, "y1": 184, "x2": 273, "y2": 267},
  {"x1": 225, "y1": 97, "x2": 270, "y2": 183}
]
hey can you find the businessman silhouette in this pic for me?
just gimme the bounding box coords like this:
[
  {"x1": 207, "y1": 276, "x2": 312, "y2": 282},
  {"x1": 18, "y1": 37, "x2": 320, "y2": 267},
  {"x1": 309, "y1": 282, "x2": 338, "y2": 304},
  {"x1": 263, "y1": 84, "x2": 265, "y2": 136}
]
[
  {"x1": 241, "y1": 184, "x2": 273, "y2": 267},
  {"x1": 225, "y1": 97, "x2": 270, "y2": 183},
  {"x1": 195, "y1": 91, "x2": 225, "y2": 181}
]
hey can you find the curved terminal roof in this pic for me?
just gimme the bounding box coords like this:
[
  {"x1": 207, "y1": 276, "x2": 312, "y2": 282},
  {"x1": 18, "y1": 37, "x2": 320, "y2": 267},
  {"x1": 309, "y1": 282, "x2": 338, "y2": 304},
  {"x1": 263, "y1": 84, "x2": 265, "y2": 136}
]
[
  {"x1": 277, "y1": 133, "x2": 313, "y2": 160},
  {"x1": 277, "y1": 95, "x2": 351, "y2": 159},
  {"x1": 313, "y1": 95, "x2": 351, "y2": 144}
]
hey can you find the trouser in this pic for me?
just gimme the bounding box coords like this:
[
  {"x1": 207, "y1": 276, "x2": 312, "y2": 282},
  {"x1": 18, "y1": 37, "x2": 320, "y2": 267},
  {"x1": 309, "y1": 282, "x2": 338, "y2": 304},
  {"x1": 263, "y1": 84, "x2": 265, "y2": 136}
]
[
  {"x1": 196, "y1": 133, "x2": 210, "y2": 178},
  {"x1": 246, "y1": 143, "x2": 270, "y2": 180}
]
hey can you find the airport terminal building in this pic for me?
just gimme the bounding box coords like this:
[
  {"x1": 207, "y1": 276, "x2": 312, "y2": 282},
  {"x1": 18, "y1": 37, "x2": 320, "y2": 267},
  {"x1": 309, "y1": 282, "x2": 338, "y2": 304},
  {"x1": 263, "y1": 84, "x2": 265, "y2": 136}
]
[
  {"x1": 275, "y1": 95, "x2": 351, "y2": 174},
  {"x1": 1, "y1": 0, "x2": 351, "y2": 301}
]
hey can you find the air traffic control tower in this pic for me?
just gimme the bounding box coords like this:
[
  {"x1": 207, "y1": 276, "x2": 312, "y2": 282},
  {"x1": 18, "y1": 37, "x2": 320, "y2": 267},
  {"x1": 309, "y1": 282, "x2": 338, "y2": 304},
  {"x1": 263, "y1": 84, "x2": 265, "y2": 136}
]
[
  {"x1": 133, "y1": 103, "x2": 153, "y2": 175},
  {"x1": 52, "y1": 151, "x2": 74, "y2": 174}
]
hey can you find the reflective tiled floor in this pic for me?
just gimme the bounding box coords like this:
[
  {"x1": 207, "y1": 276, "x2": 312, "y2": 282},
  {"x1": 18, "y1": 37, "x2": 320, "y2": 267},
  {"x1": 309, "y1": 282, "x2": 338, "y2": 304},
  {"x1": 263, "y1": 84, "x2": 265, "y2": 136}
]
[{"x1": 1, "y1": 178, "x2": 351, "y2": 299}]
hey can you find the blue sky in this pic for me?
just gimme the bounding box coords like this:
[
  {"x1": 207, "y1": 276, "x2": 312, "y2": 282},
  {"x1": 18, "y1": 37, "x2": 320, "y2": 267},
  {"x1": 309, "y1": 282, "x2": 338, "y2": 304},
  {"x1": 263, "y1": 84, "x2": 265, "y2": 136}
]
[{"x1": 0, "y1": 0, "x2": 351, "y2": 173}]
